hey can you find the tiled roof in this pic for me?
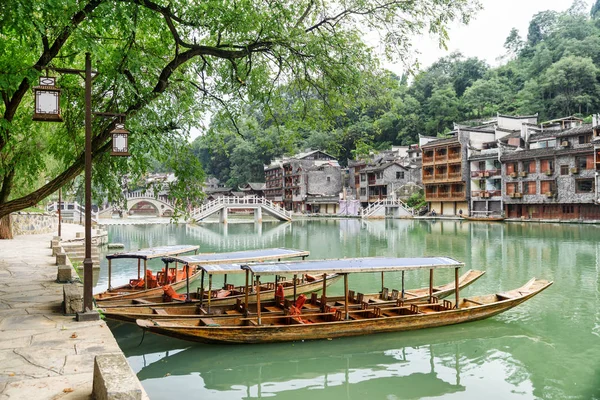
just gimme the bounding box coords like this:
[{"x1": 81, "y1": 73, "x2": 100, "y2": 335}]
[
  {"x1": 421, "y1": 137, "x2": 460, "y2": 148},
  {"x1": 500, "y1": 144, "x2": 593, "y2": 161}
]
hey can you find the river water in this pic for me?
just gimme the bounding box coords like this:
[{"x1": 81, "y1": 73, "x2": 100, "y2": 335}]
[{"x1": 98, "y1": 219, "x2": 600, "y2": 400}]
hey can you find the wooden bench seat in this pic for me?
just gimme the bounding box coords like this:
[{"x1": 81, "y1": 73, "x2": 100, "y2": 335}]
[
  {"x1": 199, "y1": 318, "x2": 220, "y2": 326},
  {"x1": 152, "y1": 308, "x2": 168, "y2": 315}
]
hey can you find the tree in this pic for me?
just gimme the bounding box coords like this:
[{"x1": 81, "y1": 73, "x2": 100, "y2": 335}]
[
  {"x1": 541, "y1": 56, "x2": 599, "y2": 115},
  {"x1": 462, "y1": 78, "x2": 509, "y2": 118},
  {"x1": 0, "y1": 0, "x2": 481, "y2": 233},
  {"x1": 504, "y1": 28, "x2": 524, "y2": 59},
  {"x1": 593, "y1": 0, "x2": 600, "y2": 18}
]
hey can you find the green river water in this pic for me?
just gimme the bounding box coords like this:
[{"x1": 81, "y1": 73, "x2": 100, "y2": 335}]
[{"x1": 98, "y1": 219, "x2": 600, "y2": 400}]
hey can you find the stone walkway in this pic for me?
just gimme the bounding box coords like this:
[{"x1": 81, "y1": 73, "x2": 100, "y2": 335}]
[{"x1": 0, "y1": 224, "x2": 147, "y2": 400}]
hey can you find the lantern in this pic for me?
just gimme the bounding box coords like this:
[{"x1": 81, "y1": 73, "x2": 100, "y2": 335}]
[
  {"x1": 33, "y1": 76, "x2": 63, "y2": 122},
  {"x1": 111, "y1": 122, "x2": 130, "y2": 156}
]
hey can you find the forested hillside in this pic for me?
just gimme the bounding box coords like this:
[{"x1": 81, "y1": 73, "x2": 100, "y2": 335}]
[{"x1": 194, "y1": 1, "x2": 600, "y2": 188}]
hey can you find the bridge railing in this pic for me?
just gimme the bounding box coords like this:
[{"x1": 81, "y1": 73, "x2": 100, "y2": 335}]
[
  {"x1": 360, "y1": 197, "x2": 414, "y2": 218},
  {"x1": 190, "y1": 196, "x2": 292, "y2": 220}
]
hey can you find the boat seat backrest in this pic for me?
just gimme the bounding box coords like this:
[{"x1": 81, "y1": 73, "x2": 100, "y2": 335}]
[
  {"x1": 335, "y1": 309, "x2": 343, "y2": 321},
  {"x1": 443, "y1": 300, "x2": 453, "y2": 310},
  {"x1": 410, "y1": 304, "x2": 420, "y2": 314},
  {"x1": 361, "y1": 301, "x2": 369, "y2": 310},
  {"x1": 357, "y1": 292, "x2": 364, "y2": 304},
  {"x1": 396, "y1": 299, "x2": 404, "y2": 307},
  {"x1": 431, "y1": 296, "x2": 439, "y2": 303},
  {"x1": 371, "y1": 306, "x2": 382, "y2": 318},
  {"x1": 391, "y1": 290, "x2": 399, "y2": 300},
  {"x1": 310, "y1": 292, "x2": 318, "y2": 305},
  {"x1": 381, "y1": 287, "x2": 389, "y2": 300},
  {"x1": 348, "y1": 290, "x2": 355, "y2": 302}
]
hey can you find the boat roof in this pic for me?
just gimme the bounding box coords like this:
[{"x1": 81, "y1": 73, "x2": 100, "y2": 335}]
[
  {"x1": 242, "y1": 257, "x2": 463, "y2": 275},
  {"x1": 162, "y1": 248, "x2": 310, "y2": 269},
  {"x1": 106, "y1": 245, "x2": 199, "y2": 260}
]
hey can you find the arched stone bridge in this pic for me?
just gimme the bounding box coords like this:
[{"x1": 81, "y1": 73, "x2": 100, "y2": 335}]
[{"x1": 98, "y1": 191, "x2": 177, "y2": 219}]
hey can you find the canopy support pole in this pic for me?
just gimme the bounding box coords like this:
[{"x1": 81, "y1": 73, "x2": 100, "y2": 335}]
[
  {"x1": 344, "y1": 273, "x2": 349, "y2": 320},
  {"x1": 381, "y1": 271, "x2": 384, "y2": 294},
  {"x1": 455, "y1": 267, "x2": 460, "y2": 309},
  {"x1": 185, "y1": 264, "x2": 191, "y2": 303},
  {"x1": 293, "y1": 274, "x2": 297, "y2": 302},
  {"x1": 108, "y1": 259, "x2": 112, "y2": 290},
  {"x1": 321, "y1": 273, "x2": 327, "y2": 312},
  {"x1": 208, "y1": 274, "x2": 212, "y2": 313},
  {"x1": 144, "y1": 259, "x2": 148, "y2": 290},
  {"x1": 429, "y1": 269, "x2": 434, "y2": 302},
  {"x1": 401, "y1": 271, "x2": 405, "y2": 299},
  {"x1": 223, "y1": 273, "x2": 228, "y2": 289},
  {"x1": 256, "y1": 275, "x2": 262, "y2": 325},
  {"x1": 137, "y1": 259, "x2": 140, "y2": 280},
  {"x1": 199, "y1": 270, "x2": 205, "y2": 309},
  {"x1": 244, "y1": 269, "x2": 250, "y2": 316}
]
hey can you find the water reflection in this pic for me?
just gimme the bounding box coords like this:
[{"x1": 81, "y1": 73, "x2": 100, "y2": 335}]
[{"x1": 110, "y1": 320, "x2": 541, "y2": 400}]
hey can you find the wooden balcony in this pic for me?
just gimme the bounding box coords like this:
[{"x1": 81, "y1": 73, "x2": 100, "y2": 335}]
[
  {"x1": 448, "y1": 172, "x2": 462, "y2": 181},
  {"x1": 425, "y1": 192, "x2": 466, "y2": 201},
  {"x1": 423, "y1": 175, "x2": 434, "y2": 183}
]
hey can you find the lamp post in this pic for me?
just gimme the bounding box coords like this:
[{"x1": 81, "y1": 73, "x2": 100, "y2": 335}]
[{"x1": 33, "y1": 53, "x2": 129, "y2": 318}]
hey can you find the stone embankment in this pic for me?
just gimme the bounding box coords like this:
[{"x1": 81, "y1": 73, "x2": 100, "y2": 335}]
[{"x1": 0, "y1": 223, "x2": 148, "y2": 400}]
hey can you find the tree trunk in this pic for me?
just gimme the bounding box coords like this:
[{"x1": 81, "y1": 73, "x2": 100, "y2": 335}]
[{"x1": 0, "y1": 214, "x2": 12, "y2": 239}]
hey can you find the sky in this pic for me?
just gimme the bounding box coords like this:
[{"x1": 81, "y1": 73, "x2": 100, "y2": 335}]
[{"x1": 387, "y1": 0, "x2": 592, "y2": 72}]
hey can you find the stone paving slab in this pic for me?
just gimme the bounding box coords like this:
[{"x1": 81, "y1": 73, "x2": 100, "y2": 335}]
[{"x1": 0, "y1": 223, "x2": 149, "y2": 400}]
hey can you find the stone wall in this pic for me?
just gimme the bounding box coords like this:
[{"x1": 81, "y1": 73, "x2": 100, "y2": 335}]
[{"x1": 11, "y1": 212, "x2": 58, "y2": 236}]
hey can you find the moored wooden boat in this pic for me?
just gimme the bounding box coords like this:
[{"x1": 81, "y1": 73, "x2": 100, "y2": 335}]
[
  {"x1": 137, "y1": 277, "x2": 551, "y2": 344},
  {"x1": 95, "y1": 247, "x2": 310, "y2": 303},
  {"x1": 101, "y1": 269, "x2": 485, "y2": 322},
  {"x1": 136, "y1": 258, "x2": 551, "y2": 344}
]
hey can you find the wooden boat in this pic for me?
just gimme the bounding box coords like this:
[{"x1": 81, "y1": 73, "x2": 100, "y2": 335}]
[
  {"x1": 95, "y1": 247, "x2": 310, "y2": 303},
  {"x1": 136, "y1": 258, "x2": 552, "y2": 344},
  {"x1": 460, "y1": 214, "x2": 505, "y2": 222},
  {"x1": 101, "y1": 268, "x2": 485, "y2": 322}
]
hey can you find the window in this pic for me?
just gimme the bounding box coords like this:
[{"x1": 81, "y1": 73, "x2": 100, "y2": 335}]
[
  {"x1": 506, "y1": 183, "x2": 518, "y2": 194},
  {"x1": 540, "y1": 159, "x2": 554, "y2": 173},
  {"x1": 493, "y1": 160, "x2": 501, "y2": 169},
  {"x1": 560, "y1": 165, "x2": 569, "y2": 176},
  {"x1": 579, "y1": 134, "x2": 592, "y2": 144},
  {"x1": 523, "y1": 160, "x2": 536, "y2": 173},
  {"x1": 360, "y1": 174, "x2": 366, "y2": 182},
  {"x1": 576, "y1": 155, "x2": 594, "y2": 170},
  {"x1": 326, "y1": 176, "x2": 331, "y2": 183},
  {"x1": 563, "y1": 205, "x2": 575, "y2": 214},
  {"x1": 541, "y1": 180, "x2": 556, "y2": 194},
  {"x1": 523, "y1": 181, "x2": 536, "y2": 195},
  {"x1": 396, "y1": 171, "x2": 405, "y2": 180},
  {"x1": 360, "y1": 188, "x2": 366, "y2": 196},
  {"x1": 478, "y1": 161, "x2": 486, "y2": 171},
  {"x1": 506, "y1": 163, "x2": 517, "y2": 174},
  {"x1": 576, "y1": 179, "x2": 594, "y2": 193}
]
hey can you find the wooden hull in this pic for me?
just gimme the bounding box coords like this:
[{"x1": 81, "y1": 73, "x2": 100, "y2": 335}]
[
  {"x1": 103, "y1": 270, "x2": 484, "y2": 322},
  {"x1": 95, "y1": 270, "x2": 202, "y2": 302},
  {"x1": 137, "y1": 278, "x2": 551, "y2": 344}
]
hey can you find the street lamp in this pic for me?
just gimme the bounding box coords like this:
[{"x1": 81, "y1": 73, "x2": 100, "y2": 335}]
[
  {"x1": 32, "y1": 76, "x2": 63, "y2": 122},
  {"x1": 33, "y1": 53, "x2": 129, "y2": 320}
]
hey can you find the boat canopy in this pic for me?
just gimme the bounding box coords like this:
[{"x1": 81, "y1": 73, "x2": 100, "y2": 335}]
[
  {"x1": 162, "y1": 248, "x2": 310, "y2": 267},
  {"x1": 106, "y1": 245, "x2": 199, "y2": 260},
  {"x1": 242, "y1": 257, "x2": 464, "y2": 275}
]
